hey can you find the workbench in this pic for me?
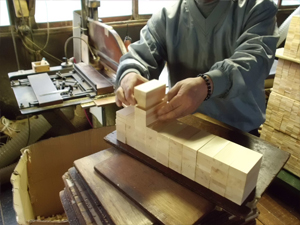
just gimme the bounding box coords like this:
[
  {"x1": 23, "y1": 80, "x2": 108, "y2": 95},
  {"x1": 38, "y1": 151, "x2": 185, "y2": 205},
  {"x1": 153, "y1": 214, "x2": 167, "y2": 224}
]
[{"x1": 60, "y1": 113, "x2": 289, "y2": 225}]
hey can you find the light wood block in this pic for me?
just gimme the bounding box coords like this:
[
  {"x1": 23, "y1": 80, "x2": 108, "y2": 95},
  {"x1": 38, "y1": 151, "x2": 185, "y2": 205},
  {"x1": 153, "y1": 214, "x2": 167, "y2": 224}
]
[
  {"x1": 225, "y1": 147, "x2": 262, "y2": 205},
  {"x1": 125, "y1": 112, "x2": 136, "y2": 149},
  {"x1": 116, "y1": 106, "x2": 135, "y2": 121},
  {"x1": 134, "y1": 126, "x2": 146, "y2": 154},
  {"x1": 168, "y1": 126, "x2": 200, "y2": 173},
  {"x1": 135, "y1": 101, "x2": 166, "y2": 127},
  {"x1": 145, "y1": 121, "x2": 172, "y2": 160},
  {"x1": 116, "y1": 119, "x2": 126, "y2": 143},
  {"x1": 134, "y1": 79, "x2": 166, "y2": 110},
  {"x1": 156, "y1": 121, "x2": 188, "y2": 167},
  {"x1": 210, "y1": 142, "x2": 242, "y2": 196},
  {"x1": 182, "y1": 130, "x2": 215, "y2": 181},
  {"x1": 195, "y1": 136, "x2": 229, "y2": 188}
]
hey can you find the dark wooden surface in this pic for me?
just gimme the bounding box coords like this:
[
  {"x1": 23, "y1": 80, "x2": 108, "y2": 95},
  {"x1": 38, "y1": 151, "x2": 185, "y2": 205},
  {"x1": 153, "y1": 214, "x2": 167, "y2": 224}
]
[
  {"x1": 73, "y1": 148, "x2": 156, "y2": 225},
  {"x1": 28, "y1": 73, "x2": 63, "y2": 106},
  {"x1": 68, "y1": 167, "x2": 106, "y2": 225},
  {"x1": 94, "y1": 150, "x2": 214, "y2": 225},
  {"x1": 75, "y1": 63, "x2": 114, "y2": 95},
  {"x1": 104, "y1": 114, "x2": 290, "y2": 219},
  {"x1": 60, "y1": 190, "x2": 81, "y2": 225},
  {"x1": 62, "y1": 173, "x2": 96, "y2": 225}
]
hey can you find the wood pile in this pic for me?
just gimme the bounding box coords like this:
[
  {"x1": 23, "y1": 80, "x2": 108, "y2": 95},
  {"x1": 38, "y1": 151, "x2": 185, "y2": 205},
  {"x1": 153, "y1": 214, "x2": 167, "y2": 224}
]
[
  {"x1": 116, "y1": 79, "x2": 263, "y2": 206},
  {"x1": 261, "y1": 15, "x2": 300, "y2": 177}
]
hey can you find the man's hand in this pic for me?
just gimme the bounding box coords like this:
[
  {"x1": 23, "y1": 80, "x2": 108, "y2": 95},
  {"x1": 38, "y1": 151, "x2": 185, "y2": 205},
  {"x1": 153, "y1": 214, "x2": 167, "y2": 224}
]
[
  {"x1": 157, "y1": 77, "x2": 212, "y2": 120},
  {"x1": 115, "y1": 72, "x2": 148, "y2": 107}
]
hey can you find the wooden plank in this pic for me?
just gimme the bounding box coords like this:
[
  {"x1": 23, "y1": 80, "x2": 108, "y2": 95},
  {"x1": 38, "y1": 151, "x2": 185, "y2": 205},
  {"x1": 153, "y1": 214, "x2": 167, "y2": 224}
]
[
  {"x1": 68, "y1": 168, "x2": 106, "y2": 225},
  {"x1": 94, "y1": 96, "x2": 115, "y2": 107},
  {"x1": 28, "y1": 73, "x2": 63, "y2": 106},
  {"x1": 94, "y1": 151, "x2": 215, "y2": 225},
  {"x1": 134, "y1": 79, "x2": 166, "y2": 110},
  {"x1": 60, "y1": 190, "x2": 81, "y2": 225},
  {"x1": 276, "y1": 48, "x2": 300, "y2": 64},
  {"x1": 62, "y1": 173, "x2": 95, "y2": 225},
  {"x1": 75, "y1": 63, "x2": 114, "y2": 95},
  {"x1": 74, "y1": 148, "x2": 155, "y2": 225},
  {"x1": 257, "y1": 193, "x2": 300, "y2": 225}
]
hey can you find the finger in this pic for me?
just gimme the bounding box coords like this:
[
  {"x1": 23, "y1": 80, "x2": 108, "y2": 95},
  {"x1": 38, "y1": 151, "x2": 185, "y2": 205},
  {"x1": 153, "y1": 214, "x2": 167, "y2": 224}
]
[
  {"x1": 115, "y1": 95, "x2": 122, "y2": 107},
  {"x1": 124, "y1": 87, "x2": 137, "y2": 105},
  {"x1": 166, "y1": 83, "x2": 180, "y2": 102},
  {"x1": 157, "y1": 96, "x2": 182, "y2": 116},
  {"x1": 116, "y1": 87, "x2": 130, "y2": 106},
  {"x1": 158, "y1": 104, "x2": 185, "y2": 120}
]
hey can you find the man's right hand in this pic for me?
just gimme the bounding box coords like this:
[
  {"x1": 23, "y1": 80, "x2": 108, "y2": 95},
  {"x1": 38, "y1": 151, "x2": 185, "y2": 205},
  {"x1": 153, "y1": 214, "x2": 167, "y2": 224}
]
[{"x1": 115, "y1": 72, "x2": 148, "y2": 107}]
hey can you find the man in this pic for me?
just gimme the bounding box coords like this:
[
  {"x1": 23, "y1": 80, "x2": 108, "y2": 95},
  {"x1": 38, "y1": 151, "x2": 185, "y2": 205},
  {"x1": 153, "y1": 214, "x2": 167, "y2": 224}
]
[{"x1": 115, "y1": 0, "x2": 279, "y2": 133}]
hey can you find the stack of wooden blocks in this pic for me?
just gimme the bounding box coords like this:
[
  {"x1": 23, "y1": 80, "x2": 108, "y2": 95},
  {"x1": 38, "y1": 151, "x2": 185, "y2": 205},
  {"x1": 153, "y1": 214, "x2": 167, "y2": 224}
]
[
  {"x1": 261, "y1": 15, "x2": 300, "y2": 177},
  {"x1": 116, "y1": 79, "x2": 262, "y2": 206}
]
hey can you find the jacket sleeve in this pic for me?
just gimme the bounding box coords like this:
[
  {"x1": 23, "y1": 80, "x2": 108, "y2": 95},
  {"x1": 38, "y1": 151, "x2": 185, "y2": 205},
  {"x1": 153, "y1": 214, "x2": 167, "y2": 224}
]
[
  {"x1": 206, "y1": 1, "x2": 279, "y2": 99},
  {"x1": 115, "y1": 10, "x2": 167, "y2": 88}
]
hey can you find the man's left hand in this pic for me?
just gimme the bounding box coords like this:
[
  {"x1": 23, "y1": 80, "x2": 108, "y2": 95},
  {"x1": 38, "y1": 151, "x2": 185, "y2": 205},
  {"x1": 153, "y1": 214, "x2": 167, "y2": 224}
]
[{"x1": 157, "y1": 77, "x2": 211, "y2": 120}]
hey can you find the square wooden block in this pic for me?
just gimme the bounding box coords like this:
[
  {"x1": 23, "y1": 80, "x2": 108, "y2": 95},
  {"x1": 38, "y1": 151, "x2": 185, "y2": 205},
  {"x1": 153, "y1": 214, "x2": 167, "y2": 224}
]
[
  {"x1": 116, "y1": 119, "x2": 126, "y2": 143},
  {"x1": 134, "y1": 79, "x2": 166, "y2": 110},
  {"x1": 156, "y1": 120, "x2": 188, "y2": 167},
  {"x1": 32, "y1": 61, "x2": 50, "y2": 73},
  {"x1": 168, "y1": 126, "x2": 200, "y2": 173},
  {"x1": 225, "y1": 147, "x2": 262, "y2": 205},
  {"x1": 135, "y1": 101, "x2": 166, "y2": 127},
  {"x1": 182, "y1": 130, "x2": 215, "y2": 181},
  {"x1": 195, "y1": 136, "x2": 229, "y2": 188},
  {"x1": 210, "y1": 142, "x2": 242, "y2": 196}
]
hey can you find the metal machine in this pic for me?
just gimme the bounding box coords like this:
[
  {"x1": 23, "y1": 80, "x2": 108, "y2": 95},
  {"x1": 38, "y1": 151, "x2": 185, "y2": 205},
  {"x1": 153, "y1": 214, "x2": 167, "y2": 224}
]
[{"x1": 8, "y1": 0, "x2": 127, "y2": 115}]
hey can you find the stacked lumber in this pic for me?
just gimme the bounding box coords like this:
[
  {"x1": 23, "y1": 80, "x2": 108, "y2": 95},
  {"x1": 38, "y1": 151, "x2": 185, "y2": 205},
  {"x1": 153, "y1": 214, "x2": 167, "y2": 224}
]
[
  {"x1": 116, "y1": 79, "x2": 263, "y2": 206},
  {"x1": 261, "y1": 16, "x2": 300, "y2": 177}
]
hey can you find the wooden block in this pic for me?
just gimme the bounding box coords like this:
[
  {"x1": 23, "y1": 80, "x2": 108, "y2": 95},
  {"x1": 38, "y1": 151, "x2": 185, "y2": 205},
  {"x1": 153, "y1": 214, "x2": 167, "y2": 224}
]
[
  {"x1": 116, "y1": 119, "x2": 126, "y2": 143},
  {"x1": 135, "y1": 101, "x2": 166, "y2": 127},
  {"x1": 145, "y1": 121, "x2": 172, "y2": 160},
  {"x1": 182, "y1": 130, "x2": 216, "y2": 181},
  {"x1": 195, "y1": 136, "x2": 229, "y2": 188},
  {"x1": 156, "y1": 120, "x2": 188, "y2": 167},
  {"x1": 116, "y1": 106, "x2": 135, "y2": 121},
  {"x1": 134, "y1": 79, "x2": 166, "y2": 110},
  {"x1": 135, "y1": 127, "x2": 146, "y2": 154},
  {"x1": 210, "y1": 142, "x2": 242, "y2": 196},
  {"x1": 125, "y1": 112, "x2": 136, "y2": 149},
  {"x1": 168, "y1": 126, "x2": 200, "y2": 173},
  {"x1": 225, "y1": 148, "x2": 262, "y2": 205},
  {"x1": 32, "y1": 61, "x2": 50, "y2": 73}
]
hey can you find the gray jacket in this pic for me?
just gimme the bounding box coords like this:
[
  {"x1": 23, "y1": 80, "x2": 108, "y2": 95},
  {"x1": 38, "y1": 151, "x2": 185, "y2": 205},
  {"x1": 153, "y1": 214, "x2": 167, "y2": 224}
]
[{"x1": 116, "y1": 0, "x2": 279, "y2": 132}]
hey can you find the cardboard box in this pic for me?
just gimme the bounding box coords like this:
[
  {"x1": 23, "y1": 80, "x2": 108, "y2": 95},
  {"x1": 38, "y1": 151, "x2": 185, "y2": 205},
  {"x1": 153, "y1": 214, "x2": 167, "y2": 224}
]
[{"x1": 11, "y1": 126, "x2": 115, "y2": 225}]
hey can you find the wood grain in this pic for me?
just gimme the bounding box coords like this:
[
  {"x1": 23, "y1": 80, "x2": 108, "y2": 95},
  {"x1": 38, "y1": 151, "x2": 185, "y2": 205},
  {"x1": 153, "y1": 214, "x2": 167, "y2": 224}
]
[
  {"x1": 74, "y1": 148, "x2": 155, "y2": 225},
  {"x1": 94, "y1": 150, "x2": 214, "y2": 225}
]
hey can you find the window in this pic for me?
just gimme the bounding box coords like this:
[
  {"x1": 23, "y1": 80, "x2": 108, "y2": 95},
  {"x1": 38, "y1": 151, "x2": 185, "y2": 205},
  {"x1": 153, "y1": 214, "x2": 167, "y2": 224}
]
[
  {"x1": 99, "y1": 0, "x2": 132, "y2": 18},
  {"x1": 281, "y1": 0, "x2": 300, "y2": 6},
  {"x1": 139, "y1": 0, "x2": 177, "y2": 15},
  {"x1": 35, "y1": 0, "x2": 81, "y2": 23},
  {"x1": 0, "y1": 0, "x2": 10, "y2": 26}
]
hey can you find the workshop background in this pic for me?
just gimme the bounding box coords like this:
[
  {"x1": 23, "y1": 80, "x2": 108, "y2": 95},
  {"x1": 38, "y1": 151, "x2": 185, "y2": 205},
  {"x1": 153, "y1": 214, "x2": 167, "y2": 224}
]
[{"x1": 0, "y1": 0, "x2": 300, "y2": 225}]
